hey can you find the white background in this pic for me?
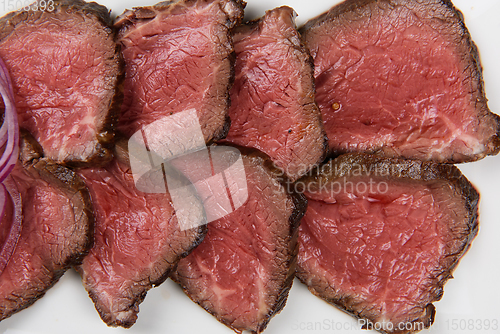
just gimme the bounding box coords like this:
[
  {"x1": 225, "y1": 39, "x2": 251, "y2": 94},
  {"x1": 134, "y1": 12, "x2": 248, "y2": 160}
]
[{"x1": 0, "y1": 0, "x2": 499, "y2": 333}]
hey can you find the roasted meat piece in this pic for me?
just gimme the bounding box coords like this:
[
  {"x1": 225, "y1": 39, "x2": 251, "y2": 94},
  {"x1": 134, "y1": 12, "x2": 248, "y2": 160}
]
[
  {"x1": 297, "y1": 153, "x2": 479, "y2": 333},
  {"x1": 77, "y1": 140, "x2": 206, "y2": 328},
  {"x1": 222, "y1": 6, "x2": 327, "y2": 181},
  {"x1": 0, "y1": 0, "x2": 123, "y2": 166},
  {"x1": 115, "y1": 0, "x2": 245, "y2": 143},
  {"x1": 300, "y1": 0, "x2": 500, "y2": 162},
  {"x1": 172, "y1": 147, "x2": 306, "y2": 333}
]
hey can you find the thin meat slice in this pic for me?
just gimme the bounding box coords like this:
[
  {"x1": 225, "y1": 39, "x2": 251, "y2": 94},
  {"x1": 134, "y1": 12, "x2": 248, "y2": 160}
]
[
  {"x1": 300, "y1": 0, "x2": 500, "y2": 162},
  {"x1": 0, "y1": 0, "x2": 123, "y2": 166},
  {"x1": 0, "y1": 131, "x2": 93, "y2": 321},
  {"x1": 172, "y1": 147, "x2": 306, "y2": 333},
  {"x1": 115, "y1": 0, "x2": 245, "y2": 143},
  {"x1": 76, "y1": 140, "x2": 206, "y2": 328},
  {"x1": 221, "y1": 7, "x2": 327, "y2": 182},
  {"x1": 297, "y1": 153, "x2": 479, "y2": 333}
]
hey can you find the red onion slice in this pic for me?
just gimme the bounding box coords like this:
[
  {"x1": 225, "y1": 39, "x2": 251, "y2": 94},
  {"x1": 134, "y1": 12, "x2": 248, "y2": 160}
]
[
  {"x1": 0, "y1": 57, "x2": 19, "y2": 183},
  {"x1": 0, "y1": 56, "x2": 21, "y2": 275}
]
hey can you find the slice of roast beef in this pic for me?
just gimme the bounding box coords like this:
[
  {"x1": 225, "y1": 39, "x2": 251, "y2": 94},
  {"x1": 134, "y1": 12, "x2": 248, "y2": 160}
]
[
  {"x1": 172, "y1": 147, "x2": 306, "y2": 334},
  {"x1": 221, "y1": 6, "x2": 327, "y2": 182},
  {"x1": 300, "y1": 0, "x2": 500, "y2": 163},
  {"x1": 297, "y1": 153, "x2": 479, "y2": 334},
  {"x1": 76, "y1": 139, "x2": 206, "y2": 328},
  {"x1": 115, "y1": 0, "x2": 245, "y2": 143},
  {"x1": 0, "y1": 131, "x2": 93, "y2": 321},
  {"x1": 0, "y1": 0, "x2": 123, "y2": 166}
]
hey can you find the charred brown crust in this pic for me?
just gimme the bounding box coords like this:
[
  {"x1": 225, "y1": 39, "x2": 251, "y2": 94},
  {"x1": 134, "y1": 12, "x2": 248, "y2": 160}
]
[
  {"x1": 0, "y1": 0, "x2": 124, "y2": 167},
  {"x1": 19, "y1": 129, "x2": 44, "y2": 164},
  {"x1": 171, "y1": 144, "x2": 307, "y2": 334},
  {"x1": 296, "y1": 153, "x2": 479, "y2": 334},
  {"x1": 0, "y1": 132, "x2": 95, "y2": 321},
  {"x1": 299, "y1": 0, "x2": 500, "y2": 163}
]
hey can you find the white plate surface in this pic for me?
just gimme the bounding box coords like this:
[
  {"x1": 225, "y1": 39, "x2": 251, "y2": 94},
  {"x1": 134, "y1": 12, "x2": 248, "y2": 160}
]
[{"x1": 0, "y1": 1, "x2": 499, "y2": 334}]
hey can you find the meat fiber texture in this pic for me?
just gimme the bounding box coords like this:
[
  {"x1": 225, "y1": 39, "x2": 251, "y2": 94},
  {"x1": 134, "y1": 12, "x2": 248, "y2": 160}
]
[
  {"x1": 115, "y1": 0, "x2": 245, "y2": 143},
  {"x1": 0, "y1": 0, "x2": 123, "y2": 166},
  {"x1": 0, "y1": 131, "x2": 94, "y2": 321},
  {"x1": 221, "y1": 6, "x2": 327, "y2": 182},
  {"x1": 300, "y1": 0, "x2": 500, "y2": 163},
  {"x1": 297, "y1": 153, "x2": 479, "y2": 334},
  {"x1": 172, "y1": 147, "x2": 306, "y2": 334},
  {"x1": 76, "y1": 140, "x2": 206, "y2": 328}
]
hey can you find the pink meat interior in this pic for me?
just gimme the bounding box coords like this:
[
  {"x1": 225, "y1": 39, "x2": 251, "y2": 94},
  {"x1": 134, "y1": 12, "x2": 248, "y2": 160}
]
[
  {"x1": 223, "y1": 7, "x2": 325, "y2": 181},
  {"x1": 0, "y1": 15, "x2": 116, "y2": 162},
  {"x1": 310, "y1": 4, "x2": 493, "y2": 160},
  {"x1": 299, "y1": 177, "x2": 464, "y2": 323},
  {"x1": 175, "y1": 157, "x2": 294, "y2": 332},
  {"x1": 78, "y1": 161, "x2": 183, "y2": 317},
  {"x1": 117, "y1": 2, "x2": 235, "y2": 141}
]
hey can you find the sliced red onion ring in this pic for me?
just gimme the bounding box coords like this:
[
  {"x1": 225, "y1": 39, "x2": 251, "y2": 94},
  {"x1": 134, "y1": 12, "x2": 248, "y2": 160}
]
[
  {"x1": 0, "y1": 57, "x2": 19, "y2": 183},
  {"x1": 0, "y1": 56, "x2": 21, "y2": 275}
]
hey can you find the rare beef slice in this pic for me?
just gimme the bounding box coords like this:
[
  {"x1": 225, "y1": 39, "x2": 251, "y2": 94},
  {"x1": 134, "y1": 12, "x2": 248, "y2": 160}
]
[
  {"x1": 76, "y1": 140, "x2": 206, "y2": 328},
  {"x1": 172, "y1": 147, "x2": 307, "y2": 333},
  {"x1": 0, "y1": 0, "x2": 123, "y2": 166},
  {"x1": 297, "y1": 153, "x2": 479, "y2": 334},
  {"x1": 300, "y1": 0, "x2": 500, "y2": 162},
  {"x1": 115, "y1": 0, "x2": 245, "y2": 143},
  {"x1": 0, "y1": 131, "x2": 93, "y2": 321},
  {"x1": 222, "y1": 6, "x2": 327, "y2": 182}
]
